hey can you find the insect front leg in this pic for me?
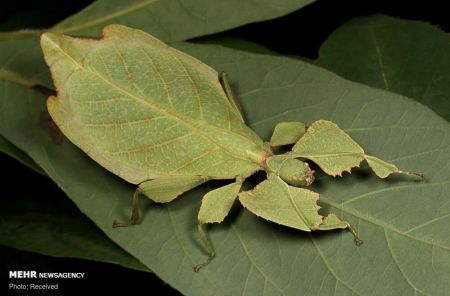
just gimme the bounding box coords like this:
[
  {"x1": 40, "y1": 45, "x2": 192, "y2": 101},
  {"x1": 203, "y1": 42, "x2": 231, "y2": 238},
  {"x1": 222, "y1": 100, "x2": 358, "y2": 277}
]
[
  {"x1": 270, "y1": 121, "x2": 307, "y2": 147},
  {"x1": 219, "y1": 71, "x2": 245, "y2": 122}
]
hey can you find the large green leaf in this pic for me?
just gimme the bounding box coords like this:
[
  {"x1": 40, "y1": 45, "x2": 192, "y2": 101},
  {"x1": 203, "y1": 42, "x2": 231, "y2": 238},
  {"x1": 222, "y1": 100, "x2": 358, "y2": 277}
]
[
  {"x1": 1, "y1": 41, "x2": 449, "y2": 295},
  {"x1": 52, "y1": 0, "x2": 315, "y2": 40},
  {"x1": 0, "y1": 41, "x2": 49, "y2": 174},
  {"x1": 0, "y1": 0, "x2": 316, "y2": 84},
  {"x1": 193, "y1": 35, "x2": 278, "y2": 55},
  {"x1": 1, "y1": 0, "x2": 315, "y2": 42},
  {"x1": 316, "y1": 15, "x2": 450, "y2": 121},
  {"x1": 0, "y1": 184, "x2": 148, "y2": 272},
  {"x1": 0, "y1": 38, "x2": 53, "y2": 87},
  {"x1": 0, "y1": 135, "x2": 44, "y2": 175}
]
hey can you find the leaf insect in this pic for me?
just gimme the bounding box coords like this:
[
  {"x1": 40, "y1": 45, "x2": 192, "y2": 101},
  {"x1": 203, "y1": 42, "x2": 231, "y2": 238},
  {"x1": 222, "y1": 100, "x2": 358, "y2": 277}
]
[{"x1": 40, "y1": 25, "x2": 424, "y2": 272}]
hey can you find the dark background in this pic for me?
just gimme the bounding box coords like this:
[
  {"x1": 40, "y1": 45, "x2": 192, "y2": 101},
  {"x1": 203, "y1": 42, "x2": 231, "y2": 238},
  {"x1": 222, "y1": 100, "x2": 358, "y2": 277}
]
[{"x1": 1, "y1": 0, "x2": 448, "y2": 295}]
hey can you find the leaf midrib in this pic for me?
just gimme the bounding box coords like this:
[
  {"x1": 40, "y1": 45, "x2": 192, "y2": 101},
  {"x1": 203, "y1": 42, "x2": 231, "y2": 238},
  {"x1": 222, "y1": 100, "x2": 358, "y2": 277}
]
[
  {"x1": 320, "y1": 195, "x2": 450, "y2": 251},
  {"x1": 53, "y1": 0, "x2": 160, "y2": 34},
  {"x1": 368, "y1": 24, "x2": 390, "y2": 90},
  {"x1": 279, "y1": 177, "x2": 316, "y2": 229},
  {"x1": 0, "y1": 69, "x2": 37, "y2": 88}
]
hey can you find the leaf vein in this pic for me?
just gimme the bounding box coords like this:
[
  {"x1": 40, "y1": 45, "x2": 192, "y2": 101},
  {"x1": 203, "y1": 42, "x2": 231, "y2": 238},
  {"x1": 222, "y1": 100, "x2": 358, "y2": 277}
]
[
  {"x1": 384, "y1": 229, "x2": 425, "y2": 294},
  {"x1": 231, "y1": 225, "x2": 286, "y2": 295},
  {"x1": 321, "y1": 195, "x2": 450, "y2": 251},
  {"x1": 108, "y1": 132, "x2": 194, "y2": 155},
  {"x1": 45, "y1": 37, "x2": 259, "y2": 165},
  {"x1": 368, "y1": 25, "x2": 390, "y2": 90},
  {"x1": 310, "y1": 235, "x2": 362, "y2": 296},
  {"x1": 54, "y1": 0, "x2": 160, "y2": 34},
  {"x1": 82, "y1": 116, "x2": 165, "y2": 128}
]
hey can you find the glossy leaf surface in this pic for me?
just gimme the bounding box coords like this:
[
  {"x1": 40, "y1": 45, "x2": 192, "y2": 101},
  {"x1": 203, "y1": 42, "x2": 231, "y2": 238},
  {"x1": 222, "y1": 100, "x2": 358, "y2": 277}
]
[
  {"x1": 52, "y1": 0, "x2": 315, "y2": 40},
  {"x1": 0, "y1": 181, "x2": 147, "y2": 271},
  {"x1": 0, "y1": 135, "x2": 44, "y2": 175},
  {"x1": 317, "y1": 15, "x2": 450, "y2": 121}
]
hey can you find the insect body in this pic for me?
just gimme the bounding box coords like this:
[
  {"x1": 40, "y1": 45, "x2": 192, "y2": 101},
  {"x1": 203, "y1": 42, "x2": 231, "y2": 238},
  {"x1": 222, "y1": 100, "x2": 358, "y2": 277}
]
[{"x1": 40, "y1": 25, "x2": 423, "y2": 271}]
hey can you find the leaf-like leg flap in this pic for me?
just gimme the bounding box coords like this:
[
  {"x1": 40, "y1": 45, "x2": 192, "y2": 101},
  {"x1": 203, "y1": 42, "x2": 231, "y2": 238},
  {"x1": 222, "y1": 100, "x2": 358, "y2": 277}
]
[
  {"x1": 139, "y1": 176, "x2": 209, "y2": 203},
  {"x1": 239, "y1": 176, "x2": 363, "y2": 245},
  {"x1": 194, "y1": 179, "x2": 242, "y2": 272},
  {"x1": 219, "y1": 72, "x2": 245, "y2": 123},
  {"x1": 290, "y1": 121, "x2": 424, "y2": 180},
  {"x1": 313, "y1": 213, "x2": 363, "y2": 246},
  {"x1": 365, "y1": 155, "x2": 426, "y2": 180},
  {"x1": 270, "y1": 122, "x2": 306, "y2": 147},
  {"x1": 291, "y1": 120, "x2": 365, "y2": 176},
  {"x1": 113, "y1": 176, "x2": 208, "y2": 228},
  {"x1": 239, "y1": 175, "x2": 323, "y2": 231}
]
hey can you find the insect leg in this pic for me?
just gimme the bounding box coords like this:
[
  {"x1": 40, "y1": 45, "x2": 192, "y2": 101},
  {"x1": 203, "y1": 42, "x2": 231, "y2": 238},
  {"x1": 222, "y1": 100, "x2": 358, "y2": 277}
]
[
  {"x1": 113, "y1": 176, "x2": 208, "y2": 228},
  {"x1": 270, "y1": 121, "x2": 307, "y2": 147},
  {"x1": 194, "y1": 177, "x2": 243, "y2": 272},
  {"x1": 193, "y1": 223, "x2": 216, "y2": 272},
  {"x1": 219, "y1": 71, "x2": 245, "y2": 122},
  {"x1": 112, "y1": 187, "x2": 142, "y2": 227}
]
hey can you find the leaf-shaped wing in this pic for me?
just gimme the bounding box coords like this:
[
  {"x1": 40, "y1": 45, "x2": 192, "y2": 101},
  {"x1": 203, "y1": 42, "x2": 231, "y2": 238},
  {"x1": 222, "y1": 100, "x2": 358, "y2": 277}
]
[{"x1": 41, "y1": 25, "x2": 268, "y2": 183}]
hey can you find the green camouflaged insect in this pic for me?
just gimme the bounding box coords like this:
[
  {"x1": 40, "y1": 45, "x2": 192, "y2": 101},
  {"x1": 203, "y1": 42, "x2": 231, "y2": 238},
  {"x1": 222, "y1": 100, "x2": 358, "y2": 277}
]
[{"x1": 40, "y1": 25, "x2": 423, "y2": 271}]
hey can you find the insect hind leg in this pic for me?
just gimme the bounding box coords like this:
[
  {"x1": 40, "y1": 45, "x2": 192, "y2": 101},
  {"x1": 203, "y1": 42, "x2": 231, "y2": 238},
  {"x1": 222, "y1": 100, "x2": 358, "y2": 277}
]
[
  {"x1": 112, "y1": 187, "x2": 142, "y2": 228},
  {"x1": 193, "y1": 223, "x2": 216, "y2": 272}
]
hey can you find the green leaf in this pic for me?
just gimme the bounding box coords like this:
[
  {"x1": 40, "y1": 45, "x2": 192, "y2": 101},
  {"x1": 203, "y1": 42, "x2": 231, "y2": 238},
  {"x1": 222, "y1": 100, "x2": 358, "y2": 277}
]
[
  {"x1": 193, "y1": 35, "x2": 278, "y2": 55},
  {"x1": 0, "y1": 39, "x2": 52, "y2": 87},
  {"x1": 0, "y1": 0, "x2": 315, "y2": 93},
  {"x1": 51, "y1": 0, "x2": 315, "y2": 40},
  {"x1": 0, "y1": 135, "x2": 45, "y2": 175},
  {"x1": 2, "y1": 41, "x2": 449, "y2": 295},
  {"x1": 0, "y1": 184, "x2": 148, "y2": 272},
  {"x1": 0, "y1": 0, "x2": 316, "y2": 87},
  {"x1": 316, "y1": 14, "x2": 450, "y2": 121},
  {"x1": 193, "y1": 34, "x2": 313, "y2": 63}
]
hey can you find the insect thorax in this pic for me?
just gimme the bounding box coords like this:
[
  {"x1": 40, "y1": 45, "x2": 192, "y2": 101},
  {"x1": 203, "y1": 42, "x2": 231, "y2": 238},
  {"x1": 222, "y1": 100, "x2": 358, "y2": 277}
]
[{"x1": 266, "y1": 155, "x2": 315, "y2": 186}]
